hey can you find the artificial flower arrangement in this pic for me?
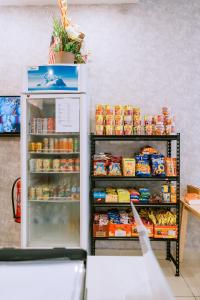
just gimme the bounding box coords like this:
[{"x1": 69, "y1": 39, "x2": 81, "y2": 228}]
[{"x1": 51, "y1": 18, "x2": 88, "y2": 64}]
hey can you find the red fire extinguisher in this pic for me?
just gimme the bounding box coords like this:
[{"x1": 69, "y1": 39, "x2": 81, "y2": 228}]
[{"x1": 12, "y1": 178, "x2": 21, "y2": 223}]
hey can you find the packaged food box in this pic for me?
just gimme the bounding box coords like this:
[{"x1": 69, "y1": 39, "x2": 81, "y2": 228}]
[
  {"x1": 154, "y1": 225, "x2": 177, "y2": 239},
  {"x1": 109, "y1": 224, "x2": 132, "y2": 237},
  {"x1": 105, "y1": 193, "x2": 118, "y2": 203},
  {"x1": 117, "y1": 188, "x2": 130, "y2": 203},
  {"x1": 132, "y1": 224, "x2": 153, "y2": 237},
  {"x1": 122, "y1": 158, "x2": 135, "y2": 176},
  {"x1": 93, "y1": 224, "x2": 109, "y2": 237},
  {"x1": 93, "y1": 189, "x2": 106, "y2": 203}
]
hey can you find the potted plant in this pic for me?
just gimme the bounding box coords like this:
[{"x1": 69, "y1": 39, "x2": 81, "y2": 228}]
[{"x1": 52, "y1": 18, "x2": 88, "y2": 64}]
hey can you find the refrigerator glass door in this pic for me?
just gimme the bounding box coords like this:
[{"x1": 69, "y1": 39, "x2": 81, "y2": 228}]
[{"x1": 27, "y1": 97, "x2": 80, "y2": 247}]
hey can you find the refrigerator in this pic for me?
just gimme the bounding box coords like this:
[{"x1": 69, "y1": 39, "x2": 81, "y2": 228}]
[{"x1": 21, "y1": 65, "x2": 89, "y2": 250}]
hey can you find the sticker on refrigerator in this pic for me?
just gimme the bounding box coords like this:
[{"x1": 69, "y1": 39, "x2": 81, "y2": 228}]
[
  {"x1": 56, "y1": 98, "x2": 79, "y2": 132},
  {"x1": 27, "y1": 65, "x2": 79, "y2": 91}
]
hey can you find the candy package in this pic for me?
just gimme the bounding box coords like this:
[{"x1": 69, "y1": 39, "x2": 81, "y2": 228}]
[{"x1": 151, "y1": 154, "x2": 165, "y2": 177}]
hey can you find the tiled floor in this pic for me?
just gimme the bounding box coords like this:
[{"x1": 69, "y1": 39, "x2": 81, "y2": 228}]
[{"x1": 96, "y1": 249, "x2": 200, "y2": 299}]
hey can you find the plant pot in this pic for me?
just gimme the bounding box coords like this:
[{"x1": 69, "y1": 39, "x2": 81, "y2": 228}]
[{"x1": 54, "y1": 51, "x2": 75, "y2": 64}]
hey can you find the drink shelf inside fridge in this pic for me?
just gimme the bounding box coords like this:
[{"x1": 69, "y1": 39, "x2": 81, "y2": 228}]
[
  {"x1": 30, "y1": 171, "x2": 80, "y2": 174},
  {"x1": 29, "y1": 198, "x2": 80, "y2": 203},
  {"x1": 29, "y1": 133, "x2": 79, "y2": 136},
  {"x1": 29, "y1": 152, "x2": 80, "y2": 155}
]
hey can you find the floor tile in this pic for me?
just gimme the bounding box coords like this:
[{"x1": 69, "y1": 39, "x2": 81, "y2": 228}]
[
  {"x1": 175, "y1": 298, "x2": 195, "y2": 300},
  {"x1": 167, "y1": 275, "x2": 193, "y2": 297},
  {"x1": 181, "y1": 260, "x2": 200, "y2": 296}
]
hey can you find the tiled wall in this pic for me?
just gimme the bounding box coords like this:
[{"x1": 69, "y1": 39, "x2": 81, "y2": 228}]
[{"x1": 0, "y1": 0, "x2": 199, "y2": 249}]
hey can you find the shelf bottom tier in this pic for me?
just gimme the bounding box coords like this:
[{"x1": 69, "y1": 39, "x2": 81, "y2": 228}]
[{"x1": 93, "y1": 237, "x2": 177, "y2": 241}]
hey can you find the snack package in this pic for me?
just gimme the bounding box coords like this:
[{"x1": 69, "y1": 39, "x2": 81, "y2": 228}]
[
  {"x1": 165, "y1": 125, "x2": 172, "y2": 135},
  {"x1": 122, "y1": 158, "x2": 135, "y2": 176},
  {"x1": 144, "y1": 115, "x2": 153, "y2": 125},
  {"x1": 96, "y1": 125, "x2": 104, "y2": 135},
  {"x1": 105, "y1": 125, "x2": 114, "y2": 135},
  {"x1": 106, "y1": 192, "x2": 118, "y2": 203},
  {"x1": 133, "y1": 125, "x2": 142, "y2": 135},
  {"x1": 162, "y1": 184, "x2": 170, "y2": 193},
  {"x1": 115, "y1": 125, "x2": 124, "y2": 135},
  {"x1": 154, "y1": 115, "x2": 164, "y2": 125},
  {"x1": 93, "y1": 188, "x2": 106, "y2": 203},
  {"x1": 133, "y1": 107, "x2": 141, "y2": 116},
  {"x1": 117, "y1": 189, "x2": 130, "y2": 203},
  {"x1": 93, "y1": 153, "x2": 111, "y2": 176},
  {"x1": 170, "y1": 183, "x2": 176, "y2": 194},
  {"x1": 141, "y1": 145, "x2": 158, "y2": 155},
  {"x1": 115, "y1": 115, "x2": 124, "y2": 126},
  {"x1": 105, "y1": 104, "x2": 113, "y2": 115},
  {"x1": 154, "y1": 124, "x2": 165, "y2": 135},
  {"x1": 144, "y1": 125, "x2": 154, "y2": 135},
  {"x1": 151, "y1": 154, "x2": 165, "y2": 177},
  {"x1": 105, "y1": 115, "x2": 114, "y2": 126},
  {"x1": 124, "y1": 125, "x2": 133, "y2": 135},
  {"x1": 96, "y1": 104, "x2": 104, "y2": 115},
  {"x1": 165, "y1": 158, "x2": 177, "y2": 176},
  {"x1": 162, "y1": 193, "x2": 171, "y2": 203},
  {"x1": 124, "y1": 105, "x2": 133, "y2": 116},
  {"x1": 109, "y1": 162, "x2": 122, "y2": 176},
  {"x1": 162, "y1": 107, "x2": 171, "y2": 116},
  {"x1": 115, "y1": 105, "x2": 124, "y2": 115},
  {"x1": 124, "y1": 115, "x2": 133, "y2": 125},
  {"x1": 96, "y1": 114, "x2": 104, "y2": 125},
  {"x1": 135, "y1": 154, "x2": 151, "y2": 176}
]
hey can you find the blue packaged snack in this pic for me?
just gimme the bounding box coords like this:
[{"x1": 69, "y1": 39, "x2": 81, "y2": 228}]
[
  {"x1": 93, "y1": 189, "x2": 106, "y2": 203},
  {"x1": 135, "y1": 154, "x2": 151, "y2": 177},
  {"x1": 151, "y1": 154, "x2": 165, "y2": 177}
]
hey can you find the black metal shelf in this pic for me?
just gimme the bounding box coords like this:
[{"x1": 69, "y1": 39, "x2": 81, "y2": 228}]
[
  {"x1": 91, "y1": 176, "x2": 178, "y2": 182},
  {"x1": 92, "y1": 134, "x2": 179, "y2": 141},
  {"x1": 0, "y1": 133, "x2": 20, "y2": 137},
  {"x1": 93, "y1": 237, "x2": 177, "y2": 242},
  {"x1": 93, "y1": 203, "x2": 178, "y2": 208}
]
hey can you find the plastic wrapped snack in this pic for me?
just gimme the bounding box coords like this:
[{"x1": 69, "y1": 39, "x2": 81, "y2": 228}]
[
  {"x1": 108, "y1": 156, "x2": 122, "y2": 176},
  {"x1": 165, "y1": 158, "x2": 177, "y2": 176},
  {"x1": 115, "y1": 125, "x2": 124, "y2": 135},
  {"x1": 105, "y1": 104, "x2": 113, "y2": 115},
  {"x1": 115, "y1": 105, "x2": 124, "y2": 115},
  {"x1": 141, "y1": 145, "x2": 158, "y2": 155},
  {"x1": 96, "y1": 125, "x2": 104, "y2": 135},
  {"x1": 96, "y1": 104, "x2": 104, "y2": 115},
  {"x1": 144, "y1": 124, "x2": 154, "y2": 135},
  {"x1": 93, "y1": 153, "x2": 111, "y2": 176},
  {"x1": 105, "y1": 125, "x2": 114, "y2": 135},
  {"x1": 135, "y1": 154, "x2": 151, "y2": 177},
  {"x1": 122, "y1": 158, "x2": 135, "y2": 176},
  {"x1": 144, "y1": 115, "x2": 153, "y2": 125},
  {"x1": 115, "y1": 115, "x2": 123, "y2": 126},
  {"x1": 105, "y1": 115, "x2": 114, "y2": 126},
  {"x1": 154, "y1": 124, "x2": 165, "y2": 135},
  {"x1": 96, "y1": 115, "x2": 104, "y2": 125},
  {"x1": 151, "y1": 154, "x2": 166, "y2": 177},
  {"x1": 133, "y1": 125, "x2": 142, "y2": 135},
  {"x1": 124, "y1": 115, "x2": 133, "y2": 125},
  {"x1": 124, "y1": 125, "x2": 133, "y2": 135}
]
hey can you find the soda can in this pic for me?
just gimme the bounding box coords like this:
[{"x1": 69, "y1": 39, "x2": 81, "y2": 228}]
[
  {"x1": 63, "y1": 138, "x2": 68, "y2": 152},
  {"x1": 29, "y1": 187, "x2": 36, "y2": 200},
  {"x1": 59, "y1": 138, "x2": 65, "y2": 152},
  {"x1": 29, "y1": 159, "x2": 36, "y2": 172},
  {"x1": 49, "y1": 138, "x2": 54, "y2": 153},
  {"x1": 162, "y1": 193, "x2": 171, "y2": 203},
  {"x1": 53, "y1": 159, "x2": 60, "y2": 172},
  {"x1": 68, "y1": 138, "x2": 73, "y2": 152},
  {"x1": 74, "y1": 158, "x2": 80, "y2": 172},
  {"x1": 43, "y1": 138, "x2": 49, "y2": 152},
  {"x1": 68, "y1": 159, "x2": 74, "y2": 172},
  {"x1": 73, "y1": 138, "x2": 79, "y2": 152},
  {"x1": 36, "y1": 142, "x2": 42, "y2": 153},
  {"x1": 43, "y1": 159, "x2": 51, "y2": 172},
  {"x1": 29, "y1": 142, "x2": 36, "y2": 152},
  {"x1": 60, "y1": 159, "x2": 68, "y2": 172},
  {"x1": 54, "y1": 138, "x2": 59, "y2": 152},
  {"x1": 47, "y1": 118, "x2": 55, "y2": 133},
  {"x1": 35, "y1": 159, "x2": 43, "y2": 172},
  {"x1": 36, "y1": 186, "x2": 43, "y2": 200},
  {"x1": 31, "y1": 118, "x2": 37, "y2": 134},
  {"x1": 43, "y1": 187, "x2": 50, "y2": 200},
  {"x1": 37, "y1": 118, "x2": 43, "y2": 134},
  {"x1": 43, "y1": 118, "x2": 48, "y2": 134}
]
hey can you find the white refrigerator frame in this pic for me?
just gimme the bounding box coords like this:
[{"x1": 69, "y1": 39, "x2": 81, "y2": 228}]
[{"x1": 21, "y1": 93, "x2": 89, "y2": 251}]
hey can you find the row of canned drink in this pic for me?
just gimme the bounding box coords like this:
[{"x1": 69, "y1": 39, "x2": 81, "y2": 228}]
[
  {"x1": 29, "y1": 184, "x2": 80, "y2": 200},
  {"x1": 29, "y1": 158, "x2": 80, "y2": 172},
  {"x1": 31, "y1": 117, "x2": 55, "y2": 134},
  {"x1": 29, "y1": 137, "x2": 79, "y2": 153}
]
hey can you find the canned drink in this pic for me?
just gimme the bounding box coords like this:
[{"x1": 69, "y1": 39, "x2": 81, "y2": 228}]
[
  {"x1": 43, "y1": 159, "x2": 51, "y2": 172},
  {"x1": 37, "y1": 118, "x2": 43, "y2": 134},
  {"x1": 43, "y1": 187, "x2": 50, "y2": 200},
  {"x1": 29, "y1": 142, "x2": 36, "y2": 152},
  {"x1": 162, "y1": 184, "x2": 170, "y2": 193},
  {"x1": 54, "y1": 138, "x2": 59, "y2": 152},
  {"x1": 35, "y1": 159, "x2": 43, "y2": 172},
  {"x1": 47, "y1": 118, "x2": 55, "y2": 133},
  {"x1": 43, "y1": 118, "x2": 48, "y2": 134},
  {"x1": 36, "y1": 186, "x2": 43, "y2": 200},
  {"x1": 59, "y1": 138, "x2": 64, "y2": 152},
  {"x1": 36, "y1": 142, "x2": 42, "y2": 152},
  {"x1": 43, "y1": 138, "x2": 49, "y2": 152},
  {"x1": 63, "y1": 138, "x2": 68, "y2": 152},
  {"x1": 49, "y1": 138, "x2": 54, "y2": 153},
  {"x1": 74, "y1": 158, "x2": 80, "y2": 172},
  {"x1": 73, "y1": 138, "x2": 79, "y2": 152},
  {"x1": 31, "y1": 118, "x2": 37, "y2": 134},
  {"x1": 60, "y1": 159, "x2": 68, "y2": 172},
  {"x1": 29, "y1": 187, "x2": 36, "y2": 200},
  {"x1": 171, "y1": 194, "x2": 177, "y2": 203},
  {"x1": 68, "y1": 138, "x2": 73, "y2": 153},
  {"x1": 162, "y1": 193, "x2": 171, "y2": 203},
  {"x1": 29, "y1": 159, "x2": 36, "y2": 172},
  {"x1": 53, "y1": 159, "x2": 60, "y2": 172},
  {"x1": 170, "y1": 183, "x2": 176, "y2": 194},
  {"x1": 67, "y1": 159, "x2": 74, "y2": 172}
]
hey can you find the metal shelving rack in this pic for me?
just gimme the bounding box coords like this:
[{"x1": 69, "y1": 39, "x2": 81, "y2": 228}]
[{"x1": 90, "y1": 133, "x2": 180, "y2": 276}]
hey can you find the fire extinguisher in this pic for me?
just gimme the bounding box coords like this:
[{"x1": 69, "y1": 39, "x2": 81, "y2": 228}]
[{"x1": 11, "y1": 177, "x2": 21, "y2": 223}]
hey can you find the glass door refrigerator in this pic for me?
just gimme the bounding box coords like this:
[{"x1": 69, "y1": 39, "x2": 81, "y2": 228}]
[{"x1": 21, "y1": 65, "x2": 89, "y2": 250}]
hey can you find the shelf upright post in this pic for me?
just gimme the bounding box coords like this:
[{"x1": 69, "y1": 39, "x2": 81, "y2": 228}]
[
  {"x1": 90, "y1": 134, "x2": 96, "y2": 255},
  {"x1": 166, "y1": 140, "x2": 172, "y2": 261},
  {"x1": 175, "y1": 133, "x2": 180, "y2": 276}
]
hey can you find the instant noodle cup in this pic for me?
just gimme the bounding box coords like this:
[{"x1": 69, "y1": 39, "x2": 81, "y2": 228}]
[
  {"x1": 124, "y1": 105, "x2": 133, "y2": 116},
  {"x1": 105, "y1": 125, "x2": 114, "y2": 135},
  {"x1": 96, "y1": 125, "x2": 104, "y2": 135},
  {"x1": 115, "y1": 115, "x2": 123, "y2": 126},
  {"x1": 105, "y1": 105, "x2": 113, "y2": 115},
  {"x1": 145, "y1": 124, "x2": 154, "y2": 135},
  {"x1": 133, "y1": 125, "x2": 142, "y2": 135},
  {"x1": 155, "y1": 124, "x2": 165, "y2": 135},
  {"x1": 96, "y1": 115, "x2": 104, "y2": 125},
  {"x1": 124, "y1": 115, "x2": 133, "y2": 125},
  {"x1": 105, "y1": 115, "x2": 114, "y2": 126},
  {"x1": 96, "y1": 104, "x2": 104, "y2": 115},
  {"x1": 115, "y1": 105, "x2": 124, "y2": 115},
  {"x1": 124, "y1": 125, "x2": 133, "y2": 135},
  {"x1": 115, "y1": 125, "x2": 124, "y2": 135}
]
